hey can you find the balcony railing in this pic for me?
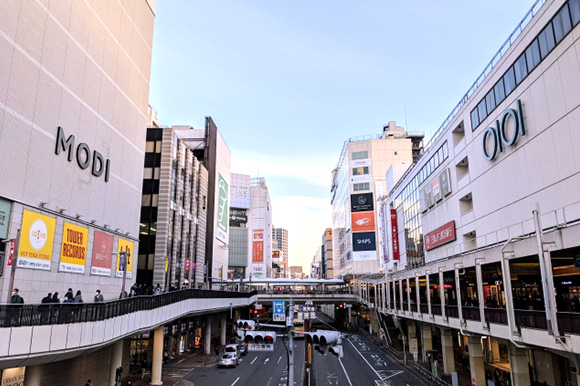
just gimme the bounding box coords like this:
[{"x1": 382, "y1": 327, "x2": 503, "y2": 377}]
[
  {"x1": 432, "y1": 304, "x2": 442, "y2": 316},
  {"x1": 484, "y1": 308, "x2": 508, "y2": 325},
  {"x1": 419, "y1": 303, "x2": 428, "y2": 314},
  {"x1": 462, "y1": 306, "x2": 481, "y2": 321},
  {"x1": 445, "y1": 305, "x2": 459, "y2": 319},
  {"x1": 557, "y1": 312, "x2": 580, "y2": 334},
  {"x1": 0, "y1": 289, "x2": 256, "y2": 328}
]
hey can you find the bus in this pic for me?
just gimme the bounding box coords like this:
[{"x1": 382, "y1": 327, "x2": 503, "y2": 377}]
[{"x1": 293, "y1": 317, "x2": 305, "y2": 339}]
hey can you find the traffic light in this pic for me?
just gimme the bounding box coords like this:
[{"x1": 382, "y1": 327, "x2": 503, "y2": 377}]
[
  {"x1": 305, "y1": 330, "x2": 342, "y2": 356},
  {"x1": 236, "y1": 319, "x2": 256, "y2": 330},
  {"x1": 329, "y1": 345, "x2": 344, "y2": 358},
  {"x1": 264, "y1": 332, "x2": 276, "y2": 343},
  {"x1": 244, "y1": 331, "x2": 266, "y2": 343}
]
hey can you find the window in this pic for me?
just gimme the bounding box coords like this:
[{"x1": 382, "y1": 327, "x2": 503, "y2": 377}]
[
  {"x1": 353, "y1": 183, "x2": 370, "y2": 191},
  {"x1": 503, "y1": 67, "x2": 516, "y2": 96},
  {"x1": 470, "y1": 108, "x2": 480, "y2": 130},
  {"x1": 514, "y1": 54, "x2": 528, "y2": 84},
  {"x1": 493, "y1": 79, "x2": 506, "y2": 107},
  {"x1": 553, "y1": 4, "x2": 572, "y2": 43},
  {"x1": 352, "y1": 151, "x2": 368, "y2": 160},
  {"x1": 477, "y1": 99, "x2": 487, "y2": 124},
  {"x1": 570, "y1": 0, "x2": 580, "y2": 26},
  {"x1": 352, "y1": 167, "x2": 369, "y2": 175},
  {"x1": 538, "y1": 23, "x2": 556, "y2": 59},
  {"x1": 485, "y1": 89, "x2": 496, "y2": 114},
  {"x1": 525, "y1": 40, "x2": 541, "y2": 72}
]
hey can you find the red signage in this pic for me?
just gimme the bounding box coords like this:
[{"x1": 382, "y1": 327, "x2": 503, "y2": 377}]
[
  {"x1": 390, "y1": 210, "x2": 399, "y2": 260},
  {"x1": 425, "y1": 220, "x2": 456, "y2": 251},
  {"x1": 7, "y1": 239, "x2": 15, "y2": 266}
]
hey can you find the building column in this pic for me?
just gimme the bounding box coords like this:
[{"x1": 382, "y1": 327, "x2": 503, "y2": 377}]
[
  {"x1": 468, "y1": 335, "x2": 485, "y2": 386},
  {"x1": 509, "y1": 343, "x2": 530, "y2": 386},
  {"x1": 220, "y1": 313, "x2": 227, "y2": 346},
  {"x1": 491, "y1": 339, "x2": 500, "y2": 363},
  {"x1": 421, "y1": 324, "x2": 433, "y2": 362},
  {"x1": 109, "y1": 339, "x2": 123, "y2": 386},
  {"x1": 440, "y1": 328, "x2": 456, "y2": 374},
  {"x1": 205, "y1": 315, "x2": 212, "y2": 355},
  {"x1": 408, "y1": 323, "x2": 418, "y2": 360},
  {"x1": 150, "y1": 326, "x2": 164, "y2": 385},
  {"x1": 22, "y1": 365, "x2": 41, "y2": 385}
]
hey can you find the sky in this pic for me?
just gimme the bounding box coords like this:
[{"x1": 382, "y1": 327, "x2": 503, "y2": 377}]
[{"x1": 149, "y1": 0, "x2": 537, "y2": 272}]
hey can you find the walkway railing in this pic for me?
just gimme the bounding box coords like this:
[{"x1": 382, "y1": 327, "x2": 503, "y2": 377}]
[{"x1": 0, "y1": 289, "x2": 256, "y2": 328}]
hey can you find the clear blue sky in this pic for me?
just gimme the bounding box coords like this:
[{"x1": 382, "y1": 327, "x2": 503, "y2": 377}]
[{"x1": 149, "y1": 0, "x2": 535, "y2": 272}]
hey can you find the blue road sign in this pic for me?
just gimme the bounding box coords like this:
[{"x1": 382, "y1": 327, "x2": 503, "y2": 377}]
[{"x1": 273, "y1": 300, "x2": 286, "y2": 315}]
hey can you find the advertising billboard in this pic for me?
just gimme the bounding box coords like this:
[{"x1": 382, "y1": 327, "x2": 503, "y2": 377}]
[
  {"x1": 425, "y1": 220, "x2": 456, "y2": 251},
  {"x1": 91, "y1": 231, "x2": 113, "y2": 276},
  {"x1": 116, "y1": 238, "x2": 134, "y2": 278},
  {"x1": 17, "y1": 210, "x2": 56, "y2": 270},
  {"x1": 390, "y1": 210, "x2": 400, "y2": 260},
  {"x1": 352, "y1": 231, "x2": 376, "y2": 251},
  {"x1": 252, "y1": 230, "x2": 264, "y2": 262},
  {"x1": 216, "y1": 173, "x2": 229, "y2": 244},
  {"x1": 351, "y1": 212, "x2": 375, "y2": 232},
  {"x1": 350, "y1": 193, "x2": 374, "y2": 212},
  {"x1": 0, "y1": 198, "x2": 11, "y2": 239},
  {"x1": 59, "y1": 222, "x2": 88, "y2": 274}
]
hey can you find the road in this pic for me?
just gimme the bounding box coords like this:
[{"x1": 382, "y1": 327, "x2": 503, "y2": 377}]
[{"x1": 186, "y1": 334, "x2": 305, "y2": 386}]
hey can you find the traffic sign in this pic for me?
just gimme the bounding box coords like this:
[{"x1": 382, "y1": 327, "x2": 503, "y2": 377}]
[
  {"x1": 248, "y1": 343, "x2": 274, "y2": 352},
  {"x1": 273, "y1": 300, "x2": 286, "y2": 315},
  {"x1": 255, "y1": 304, "x2": 263, "y2": 310},
  {"x1": 273, "y1": 314, "x2": 285, "y2": 322}
]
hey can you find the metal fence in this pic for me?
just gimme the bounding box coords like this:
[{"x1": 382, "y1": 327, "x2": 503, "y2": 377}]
[{"x1": 1, "y1": 289, "x2": 256, "y2": 328}]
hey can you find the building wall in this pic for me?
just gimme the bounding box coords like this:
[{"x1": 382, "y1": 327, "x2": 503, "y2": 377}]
[
  {"x1": 249, "y1": 179, "x2": 272, "y2": 279},
  {"x1": 0, "y1": 0, "x2": 154, "y2": 301}
]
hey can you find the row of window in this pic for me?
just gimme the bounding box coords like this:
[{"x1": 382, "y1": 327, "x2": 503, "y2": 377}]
[
  {"x1": 352, "y1": 151, "x2": 368, "y2": 160},
  {"x1": 353, "y1": 182, "x2": 370, "y2": 191},
  {"x1": 471, "y1": 0, "x2": 580, "y2": 130}
]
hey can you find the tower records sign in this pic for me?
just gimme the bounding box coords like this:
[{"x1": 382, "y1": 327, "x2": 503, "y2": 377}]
[{"x1": 351, "y1": 193, "x2": 374, "y2": 213}]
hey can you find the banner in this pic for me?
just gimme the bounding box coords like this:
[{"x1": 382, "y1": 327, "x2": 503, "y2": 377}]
[
  {"x1": 352, "y1": 232, "x2": 376, "y2": 251},
  {"x1": 351, "y1": 212, "x2": 375, "y2": 232},
  {"x1": 18, "y1": 210, "x2": 56, "y2": 270},
  {"x1": 91, "y1": 231, "x2": 113, "y2": 276},
  {"x1": 253, "y1": 230, "x2": 264, "y2": 262},
  {"x1": 390, "y1": 210, "x2": 399, "y2": 260},
  {"x1": 116, "y1": 238, "x2": 134, "y2": 278},
  {"x1": 216, "y1": 173, "x2": 229, "y2": 244},
  {"x1": 0, "y1": 197, "x2": 11, "y2": 239},
  {"x1": 59, "y1": 222, "x2": 88, "y2": 274},
  {"x1": 425, "y1": 220, "x2": 456, "y2": 251}
]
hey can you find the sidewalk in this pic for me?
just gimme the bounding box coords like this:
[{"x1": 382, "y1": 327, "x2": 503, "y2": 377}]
[{"x1": 121, "y1": 349, "x2": 218, "y2": 386}]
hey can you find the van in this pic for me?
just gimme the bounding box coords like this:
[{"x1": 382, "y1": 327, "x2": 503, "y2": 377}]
[{"x1": 224, "y1": 344, "x2": 239, "y2": 360}]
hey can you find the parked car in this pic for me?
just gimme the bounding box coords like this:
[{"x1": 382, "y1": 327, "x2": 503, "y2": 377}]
[
  {"x1": 218, "y1": 353, "x2": 238, "y2": 368},
  {"x1": 237, "y1": 342, "x2": 248, "y2": 356}
]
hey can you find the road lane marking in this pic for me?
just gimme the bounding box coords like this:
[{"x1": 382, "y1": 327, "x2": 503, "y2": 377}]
[
  {"x1": 338, "y1": 357, "x2": 353, "y2": 386},
  {"x1": 277, "y1": 356, "x2": 282, "y2": 364},
  {"x1": 231, "y1": 377, "x2": 240, "y2": 386},
  {"x1": 264, "y1": 358, "x2": 270, "y2": 365},
  {"x1": 251, "y1": 356, "x2": 258, "y2": 364},
  {"x1": 346, "y1": 337, "x2": 402, "y2": 380}
]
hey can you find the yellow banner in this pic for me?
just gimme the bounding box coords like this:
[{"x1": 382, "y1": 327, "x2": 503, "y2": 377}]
[
  {"x1": 116, "y1": 238, "x2": 134, "y2": 278},
  {"x1": 59, "y1": 222, "x2": 88, "y2": 274},
  {"x1": 18, "y1": 210, "x2": 56, "y2": 270}
]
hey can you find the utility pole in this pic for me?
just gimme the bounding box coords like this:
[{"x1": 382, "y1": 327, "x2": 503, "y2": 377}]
[
  {"x1": 6, "y1": 229, "x2": 20, "y2": 303},
  {"x1": 288, "y1": 298, "x2": 294, "y2": 386}
]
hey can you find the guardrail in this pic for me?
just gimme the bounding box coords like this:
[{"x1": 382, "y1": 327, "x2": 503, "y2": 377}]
[
  {"x1": 412, "y1": 363, "x2": 452, "y2": 386},
  {"x1": 0, "y1": 289, "x2": 256, "y2": 328}
]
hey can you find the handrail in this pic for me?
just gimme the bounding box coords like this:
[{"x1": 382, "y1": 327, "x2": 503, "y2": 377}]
[{"x1": 0, "y1": 289, "x2": 257, "y2": 328}]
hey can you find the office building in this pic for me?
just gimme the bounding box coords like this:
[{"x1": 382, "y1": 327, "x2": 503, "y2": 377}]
[
  {"x1": 321, "y1": 228, "x2": 333, "y2": 279},
  {"x1": 248, "y1": 178, "x2": 272, "y2": 279},
  {"x1": 330, "y1": 122, "x2": 422, "y2": 279},
  {"x1": 228, "y1": 173, "x2": 251, "y2": 280},
  {"x1": 273, "y1": 227, "x2": 289, "y2": 278}
]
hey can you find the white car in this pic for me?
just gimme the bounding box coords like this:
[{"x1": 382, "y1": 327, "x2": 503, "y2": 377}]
[{"x1": 218, "y1": 353, "x2": 238, "y2": 368}]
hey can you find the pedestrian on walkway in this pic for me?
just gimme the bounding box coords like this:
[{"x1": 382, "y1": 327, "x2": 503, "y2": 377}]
[
  {"x1": 41, "y1": 293, "x2": 52, "y2": 303},
  {"x1": 94, "y1": 290, "x2": 104, "y2": 302},
  {"x1": 65, "y1": 288, "x2": 74, "y2": 300},
  {"x1": 51, "y1": 292, "x2": 60, "y2": 303},
  {"x1": 11, "y1": 289, "x2": 24, "y2": 304},
  {"x1": 74, "y1": 290, "x2": 83, "y2": 303}
]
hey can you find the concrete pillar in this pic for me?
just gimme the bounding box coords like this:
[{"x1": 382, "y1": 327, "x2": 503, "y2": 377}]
[
  {"x1": 468, "y1": 335, "x2": 485, "y2": 386},
  {"x1": 22, "y1": 365, "x2": 42, "y2": 385},
  {"x1": 421, "y1": 324, "x2": 433, "y2": 362},
  {"x1": 220, "y1": 313, "x2": 227, "y2": 346},
  {"x1": 150, "y1": 326, "x2": 164, "y2": 385},
  {"x1": 440, "y1": 328, "x2": 456, "y2": 374},
  {"x1": 205, "y1": 315, "x2": 212, "y2": 355},
  {"x1": 491, "y1": 339, "x2": 500, "y2": 363},
  {"x1": 509, "y1": 343, "x2": 531, "y2": 386},
  {"x1": 109, "y1": 339, "x2": 123, "y2": 386},
  {"x1": 408, "y1": 323, "x2": 418, "y2": 359}
]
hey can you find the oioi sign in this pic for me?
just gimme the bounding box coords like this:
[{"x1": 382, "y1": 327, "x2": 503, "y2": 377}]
[{"x1": 482, "y1": 100, "x2": 525, "y2": 161}]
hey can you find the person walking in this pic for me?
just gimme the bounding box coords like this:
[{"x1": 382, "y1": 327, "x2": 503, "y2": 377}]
[
  {"x1": 94, "y1": 290, "x2": 104, "y2": 303},
  {"x1": 74, "y1": 290, "x2": 83, "y2": 303},
  {"x1": 51, "y1": 292, "x2": 60, "y2": 303},
  {"x1": 64, "y1": 288, "x2": 74, "y2": 300},
  {"x1": 11, "y1": 289, "x2": 24, "y2": 304}
]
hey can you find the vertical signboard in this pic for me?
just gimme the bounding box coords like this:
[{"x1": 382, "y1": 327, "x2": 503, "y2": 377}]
[
  {"x1": 91, "y1": 231, "x2": 113, "y2": 276},
  {"x1": 116, "y1": 238, "x2": 134, "y2": 278},
  {"x1": 216, "y1": 173, "x2": 229, "y2": 244},
  {"x1": 59, "y1": 222, "x2": 89, "y2": 274},
  {"x1": 390, "y1": 210, "x2": 399, "y2": 260},
  {"x1": 18, "y1": 210, "x2": 56, "y2": 270},
  {"x1": 0, "y1": 198, "x2": 11, "y2": 239},
  {"x1": 252, "y1": 230, "x2": 264, "y2": 262}
]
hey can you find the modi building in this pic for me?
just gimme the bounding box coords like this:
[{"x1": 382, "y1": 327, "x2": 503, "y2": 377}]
[
  {"x1": 353, "y1": 0, "x2": 580, "y2": 385},
  {"x1": 0, "y1": 0, "x2": 155, "y2": 384}
]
